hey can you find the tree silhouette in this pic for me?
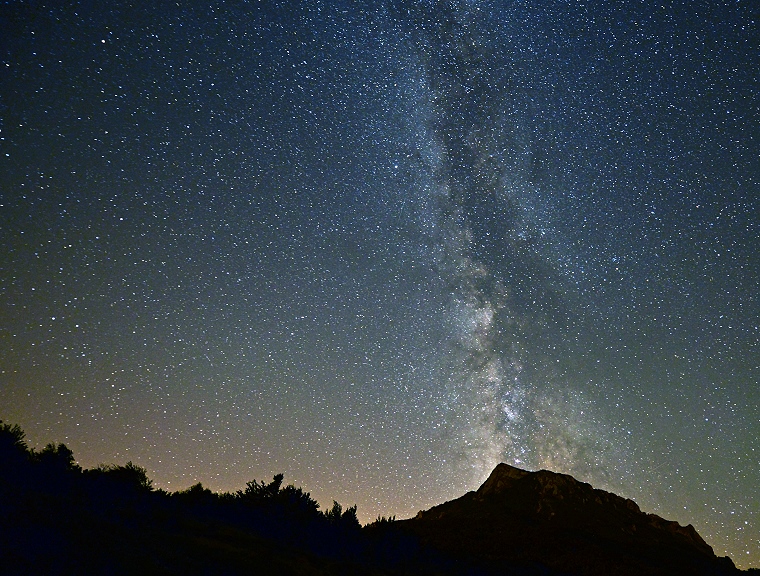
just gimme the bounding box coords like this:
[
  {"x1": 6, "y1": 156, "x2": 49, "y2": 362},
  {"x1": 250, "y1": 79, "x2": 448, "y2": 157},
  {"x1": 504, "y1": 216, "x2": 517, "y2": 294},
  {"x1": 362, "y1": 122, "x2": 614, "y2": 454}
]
[
  {"x1": 37, "y1": 442, "x2": 80, "y2": 472},
  {"x1": 0, "y1": 420, "x2": 33, "y2": 492},
  {"x1": 239, "y1": 472, "x2": 284, "y2": 501},
  {"x1": 0, "y1": 422, "x2": 451, "y2": 575},
  {"x1": 96, "y1": 461, "x2": 153, "y2": 491},
  {"x1": 324, "y1": 500, "x2": 361, "y2": 530},
  {"x1": 0, "y1": 420, "x2": 29, "y2": 464}
]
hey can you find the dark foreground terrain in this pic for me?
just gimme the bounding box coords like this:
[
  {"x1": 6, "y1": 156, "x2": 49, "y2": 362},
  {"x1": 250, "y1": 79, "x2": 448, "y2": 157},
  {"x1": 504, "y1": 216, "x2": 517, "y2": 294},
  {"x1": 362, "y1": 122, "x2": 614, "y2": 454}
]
[{"x1": 1, "y1": 421, "x2": 754, "y2": 575}]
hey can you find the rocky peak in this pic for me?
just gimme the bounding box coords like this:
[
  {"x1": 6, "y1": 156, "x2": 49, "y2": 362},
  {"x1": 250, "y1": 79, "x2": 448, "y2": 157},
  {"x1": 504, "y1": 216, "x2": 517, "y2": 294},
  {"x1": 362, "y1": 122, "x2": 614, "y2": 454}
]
[
  {"x1": 399, "y1": 463, "x2": 738, "y2": 575},
  {"x1": 476, "y1": 462, "x2": 530, "y2": 495}
]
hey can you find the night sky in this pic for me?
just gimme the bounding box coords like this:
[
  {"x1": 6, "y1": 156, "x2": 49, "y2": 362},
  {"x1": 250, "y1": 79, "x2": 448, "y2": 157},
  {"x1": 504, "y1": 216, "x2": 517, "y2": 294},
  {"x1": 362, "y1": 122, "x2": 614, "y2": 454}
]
[{"x1": 1, "y1": 0, "x2": 758, "y2": 568}]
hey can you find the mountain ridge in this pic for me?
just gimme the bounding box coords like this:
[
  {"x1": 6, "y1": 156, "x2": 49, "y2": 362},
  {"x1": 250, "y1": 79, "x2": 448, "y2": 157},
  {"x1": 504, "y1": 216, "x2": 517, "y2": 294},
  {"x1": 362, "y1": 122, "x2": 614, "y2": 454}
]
[
  {"x1": 2, "y1": 421, "x2": 754, "y2": 575},
  {"x1": 395, "y1": 462, "x2": 739, "y2": 575}
]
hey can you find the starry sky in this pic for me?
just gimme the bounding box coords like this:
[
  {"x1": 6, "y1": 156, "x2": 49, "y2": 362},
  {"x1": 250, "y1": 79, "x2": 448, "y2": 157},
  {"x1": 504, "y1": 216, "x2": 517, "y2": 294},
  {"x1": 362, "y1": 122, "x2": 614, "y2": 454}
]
[{"x1": 1, "y1": 0, "x2": 758, "y2": 568}]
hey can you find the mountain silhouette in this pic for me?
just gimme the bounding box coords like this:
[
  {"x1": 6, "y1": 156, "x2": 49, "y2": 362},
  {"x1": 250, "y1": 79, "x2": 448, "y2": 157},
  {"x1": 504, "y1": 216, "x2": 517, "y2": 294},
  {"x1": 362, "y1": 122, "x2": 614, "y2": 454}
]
[
  {"x1": 2, "y1": 421, "x2": 755, "y2": 575},
  {"x1": 393, "y1": 463, "x2": 740, "y2": 575}
]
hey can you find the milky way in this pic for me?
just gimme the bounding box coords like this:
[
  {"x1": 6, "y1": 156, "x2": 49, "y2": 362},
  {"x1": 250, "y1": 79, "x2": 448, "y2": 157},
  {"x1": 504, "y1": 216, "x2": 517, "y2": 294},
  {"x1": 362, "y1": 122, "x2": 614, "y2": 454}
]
[
  {"x1": 1, "y1": 1, "x2": 757, "y2": 568},
  {"x1": 383, "y1": 2, "x2": 632, "y2": 488}
]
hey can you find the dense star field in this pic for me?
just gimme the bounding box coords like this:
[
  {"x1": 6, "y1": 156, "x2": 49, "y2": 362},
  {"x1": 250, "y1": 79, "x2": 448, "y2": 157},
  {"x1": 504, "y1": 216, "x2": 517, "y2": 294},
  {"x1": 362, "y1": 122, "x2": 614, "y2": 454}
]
[{"x1": 1, "y1": 1, "x2": 757, "y2": 569}]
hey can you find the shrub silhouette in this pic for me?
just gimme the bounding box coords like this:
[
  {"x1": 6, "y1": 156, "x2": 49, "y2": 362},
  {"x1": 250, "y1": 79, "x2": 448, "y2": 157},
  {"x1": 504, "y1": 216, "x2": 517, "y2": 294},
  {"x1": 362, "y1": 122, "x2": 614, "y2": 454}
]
[
  {"x1": 91, "y1": 461, "x2": 153, "y2": 492},
  {"x1": 0, "y1": 421, "x2": 28, "y2": 454},
  {"x1": 239, "y1": 472, "x2": 285, "y2": 501},
  {"x1": 0, "y1": 421, "x2": 448, "y2": 575},
  {"x1": 0, "y1": 420, "x2": 30, "y2": 469},
  {"x1": 367, "y1": 514, "x2": 397, "y2": 526},
  {"x1": 175, "y1": 481, "x2": 215, "y2": 503},
  {"x1": 238, "y1": 472, "x2": 321, "y2": 521},
  {"x1": 324, "y1": 500, "x2": 361, "y2": 530},
  {"x1": 37, "y1": 442, "x2": 80, "y2": 472}
]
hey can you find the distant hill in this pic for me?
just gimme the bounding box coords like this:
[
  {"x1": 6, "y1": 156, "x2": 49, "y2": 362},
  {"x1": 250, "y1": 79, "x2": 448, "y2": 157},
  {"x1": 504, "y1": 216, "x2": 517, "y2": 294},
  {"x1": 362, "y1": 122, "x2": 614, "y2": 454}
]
[{"x1": 394, "y1": 462, "x2": 740, "y2": 575}]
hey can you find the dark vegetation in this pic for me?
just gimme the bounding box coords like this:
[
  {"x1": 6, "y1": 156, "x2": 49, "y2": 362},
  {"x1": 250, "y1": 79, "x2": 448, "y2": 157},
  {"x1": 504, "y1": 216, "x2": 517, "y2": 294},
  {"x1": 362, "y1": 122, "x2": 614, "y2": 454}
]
[{"x1": 0, "y1": 421, "x2": 482, "y2": 575}]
